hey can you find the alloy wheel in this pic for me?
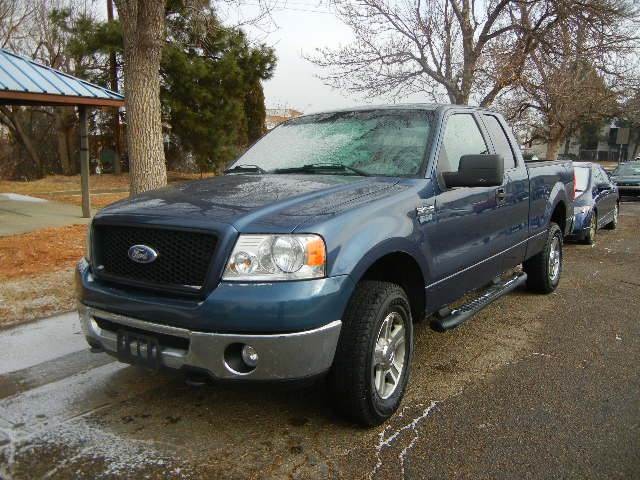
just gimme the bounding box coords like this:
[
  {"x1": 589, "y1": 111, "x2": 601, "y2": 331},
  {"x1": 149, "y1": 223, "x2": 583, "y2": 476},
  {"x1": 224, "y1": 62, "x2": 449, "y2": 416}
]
[{"x1": 372, "y1": 311, "x2": 406, "y2": 400}]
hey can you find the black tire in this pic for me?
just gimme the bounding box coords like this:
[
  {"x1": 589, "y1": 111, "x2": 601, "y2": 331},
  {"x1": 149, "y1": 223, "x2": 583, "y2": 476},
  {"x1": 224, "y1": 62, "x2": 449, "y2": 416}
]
[
  {"x1": 328, "y1": 280, "x2": 413, "y2": 426},
  {"x1": 583, "y1": 211, "x2": 597, "y2": 245},
  {"x1": 604, "y1": 203, "x2": 618, "y2": 230},
  {"x1": 523, "y1": 222, "x2": 563, "y2": 294}
]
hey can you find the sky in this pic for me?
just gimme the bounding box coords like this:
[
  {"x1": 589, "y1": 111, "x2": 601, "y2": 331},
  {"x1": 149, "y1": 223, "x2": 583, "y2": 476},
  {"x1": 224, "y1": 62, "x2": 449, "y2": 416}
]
[
  {"x1": 220, "y1": 1, "x2": 428, "y2": 113},
  {"x1": 221, "y1": 1, "x2": 367, "y2": 113}
]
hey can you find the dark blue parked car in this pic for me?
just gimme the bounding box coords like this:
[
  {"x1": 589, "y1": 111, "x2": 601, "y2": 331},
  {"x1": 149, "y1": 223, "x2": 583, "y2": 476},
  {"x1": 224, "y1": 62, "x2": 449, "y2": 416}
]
[
  {"x1": 570, "y1": 162, "x2": 619, "y2": 244},
  {"x1": 76, "y1": 105, "x2": 574, "y2": 425}
]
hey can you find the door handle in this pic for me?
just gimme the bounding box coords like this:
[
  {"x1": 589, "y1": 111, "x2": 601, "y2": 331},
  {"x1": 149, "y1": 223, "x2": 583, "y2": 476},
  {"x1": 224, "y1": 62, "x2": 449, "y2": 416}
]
[{"x1": 496, "y1": 187, "x2": 506, "y2": 203}]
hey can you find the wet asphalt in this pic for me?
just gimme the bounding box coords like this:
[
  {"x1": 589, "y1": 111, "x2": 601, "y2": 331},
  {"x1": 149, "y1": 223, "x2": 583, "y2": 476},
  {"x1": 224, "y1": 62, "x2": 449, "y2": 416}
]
[{"x1": 1, "y1": 200, "x2": 639, "y2": 479}]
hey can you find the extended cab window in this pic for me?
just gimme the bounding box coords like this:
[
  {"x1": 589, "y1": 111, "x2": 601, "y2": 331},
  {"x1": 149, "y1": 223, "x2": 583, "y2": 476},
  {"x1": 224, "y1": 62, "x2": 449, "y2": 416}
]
[
  {"x1": 233, "y1": 109, "x2": 433, "y2": 177},
  {"x1": 437, "y1": 114, "x2": 488, "y2": 174},
  {"x1": 482, "y1": 115, "x2": 516, "y2": 169}
]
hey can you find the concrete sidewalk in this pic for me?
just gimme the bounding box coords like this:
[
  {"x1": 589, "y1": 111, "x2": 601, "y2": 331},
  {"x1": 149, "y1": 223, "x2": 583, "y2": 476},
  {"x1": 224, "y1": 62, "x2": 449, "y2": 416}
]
[{"x1": 0, "y1": 193, "x2": 91, "y2": 236}]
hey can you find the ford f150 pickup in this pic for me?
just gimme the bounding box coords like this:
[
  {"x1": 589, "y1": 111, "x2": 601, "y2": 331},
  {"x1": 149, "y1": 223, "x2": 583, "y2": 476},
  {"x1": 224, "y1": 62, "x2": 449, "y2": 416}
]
[{"x1": 76, "y1": 104, "x2": 574, "y2": 426}]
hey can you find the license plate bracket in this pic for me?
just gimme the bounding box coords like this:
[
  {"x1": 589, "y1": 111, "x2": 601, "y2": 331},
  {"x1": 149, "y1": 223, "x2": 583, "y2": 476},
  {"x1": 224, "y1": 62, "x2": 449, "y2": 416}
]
[{"x1": 116, "y1": 329, "x2": 161, "y2": 370}]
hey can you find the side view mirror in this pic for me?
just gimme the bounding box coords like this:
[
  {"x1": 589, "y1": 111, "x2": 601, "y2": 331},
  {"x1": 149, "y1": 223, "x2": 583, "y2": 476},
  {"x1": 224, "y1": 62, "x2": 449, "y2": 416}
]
[{"x1": 442, "y1": 154, "x2": 504, "y2": 188}]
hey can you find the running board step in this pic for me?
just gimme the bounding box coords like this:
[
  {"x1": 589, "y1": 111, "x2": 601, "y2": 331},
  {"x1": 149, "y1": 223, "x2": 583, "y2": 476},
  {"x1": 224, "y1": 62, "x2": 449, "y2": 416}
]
[{"x1": 430, "y1": 272, "x2": 528, "y2": 332}]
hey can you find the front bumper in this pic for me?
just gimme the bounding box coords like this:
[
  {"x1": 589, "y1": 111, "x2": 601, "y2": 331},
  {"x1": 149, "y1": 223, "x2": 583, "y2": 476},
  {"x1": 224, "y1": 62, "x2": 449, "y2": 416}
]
[{"x1": 79, "y1": 304, "x2": 342, "y2": 381}]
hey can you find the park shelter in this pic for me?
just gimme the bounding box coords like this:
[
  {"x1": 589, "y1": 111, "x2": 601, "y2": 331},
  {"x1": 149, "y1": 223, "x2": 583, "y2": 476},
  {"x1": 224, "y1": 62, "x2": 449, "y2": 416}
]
[{"x1": 0, "y1": 48, "x2": 125, "y2": 217}]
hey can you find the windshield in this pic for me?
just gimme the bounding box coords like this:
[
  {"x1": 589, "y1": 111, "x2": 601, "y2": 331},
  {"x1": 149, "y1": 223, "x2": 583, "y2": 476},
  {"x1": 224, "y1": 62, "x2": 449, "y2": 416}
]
[
  {"x1": 613, "y1": 163, "x2": 640, "y2": 176},
  {"x1": 575, "y1": 166, "x2": 591, "y2": 194},
  {"x1": 232, "y1": 109, "x2": 433, "y2": 177}
]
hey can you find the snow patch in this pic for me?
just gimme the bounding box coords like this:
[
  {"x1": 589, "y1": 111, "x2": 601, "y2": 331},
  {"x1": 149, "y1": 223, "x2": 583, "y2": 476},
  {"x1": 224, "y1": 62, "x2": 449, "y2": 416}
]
[{"x1": 369, "y1": 401, "x2": 438, "y2": 479}]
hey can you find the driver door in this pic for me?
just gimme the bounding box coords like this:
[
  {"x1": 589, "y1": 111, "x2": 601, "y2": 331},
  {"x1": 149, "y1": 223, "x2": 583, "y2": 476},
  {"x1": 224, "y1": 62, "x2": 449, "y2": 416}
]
[{"x1": 422, "y1": 111, "x2": 509, "y2": 308}]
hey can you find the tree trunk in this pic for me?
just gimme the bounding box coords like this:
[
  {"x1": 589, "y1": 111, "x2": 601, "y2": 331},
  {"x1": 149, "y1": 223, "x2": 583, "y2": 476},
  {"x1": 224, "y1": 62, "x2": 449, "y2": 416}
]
[
  {"x1": 55, "y1": 109, "x2": 73, "y2": 175},
  {"x1": 545, "y1": 138, "x2": 562, "y2": 160},
  {"x1": 114, "y1": 0, "x2": 167, "y2": 195},
  {"x1": 107, "y1": 0, "x2": 122, "y2": 175},
  {"x1": 0, "y1": 106, "x2": 43, "y2": 177}
]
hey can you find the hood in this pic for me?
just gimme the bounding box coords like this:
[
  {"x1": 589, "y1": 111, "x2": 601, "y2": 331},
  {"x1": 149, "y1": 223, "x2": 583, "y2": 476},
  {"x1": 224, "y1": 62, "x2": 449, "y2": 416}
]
[
  {"x1": 613, "y1": 176, "x2": 640, "y2": 184},
  {"x1": 96, "y1": 174, "x2": 398, "y2": 232}
]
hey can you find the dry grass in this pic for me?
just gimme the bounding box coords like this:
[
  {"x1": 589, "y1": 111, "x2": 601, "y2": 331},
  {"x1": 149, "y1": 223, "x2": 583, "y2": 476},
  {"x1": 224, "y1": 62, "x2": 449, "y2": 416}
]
[
  {"x1": 0, "y1": 268, "x2": 76, "y2": 329},
  {"x1": 0, "y1": 172, "x2": 213, "y2": 209},
  {"x1": 0, "y1": 224, "x2": 87, "y2": 328},
  {"x1": 0, "y1": 224, "x2": 87, "y2": 280},
  {"x1": 0, "y1": 171, "x2": 211, "y2": 195}
]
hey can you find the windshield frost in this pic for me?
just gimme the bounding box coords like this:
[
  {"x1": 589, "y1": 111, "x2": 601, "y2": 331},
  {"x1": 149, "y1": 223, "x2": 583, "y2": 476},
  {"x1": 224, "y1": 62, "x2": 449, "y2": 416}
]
[{"x1": 234, "y1": 109, "x2": 432, "y2": 176}]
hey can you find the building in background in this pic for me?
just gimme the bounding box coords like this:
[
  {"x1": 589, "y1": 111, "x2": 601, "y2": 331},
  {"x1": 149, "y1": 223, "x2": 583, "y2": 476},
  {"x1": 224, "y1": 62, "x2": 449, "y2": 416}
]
[
  {"x1": 523, "y1": 122, "x2": 639, "y2": 163},
  {"x1": 265, "y1": 108, "x2": 303, "y2": 130}
]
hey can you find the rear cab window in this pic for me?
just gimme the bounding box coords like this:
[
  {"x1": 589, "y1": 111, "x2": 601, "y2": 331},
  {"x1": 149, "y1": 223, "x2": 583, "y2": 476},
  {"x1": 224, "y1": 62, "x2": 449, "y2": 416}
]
[{"x1": 482, "y1": 115, "x2": 516, "y2": 170}]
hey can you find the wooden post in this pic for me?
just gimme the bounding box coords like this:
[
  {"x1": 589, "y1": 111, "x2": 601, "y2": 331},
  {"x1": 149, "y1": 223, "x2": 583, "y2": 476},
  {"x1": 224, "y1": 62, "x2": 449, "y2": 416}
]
[{"x1": 79, "y1": 106, "x2": 91, "y2": 218}]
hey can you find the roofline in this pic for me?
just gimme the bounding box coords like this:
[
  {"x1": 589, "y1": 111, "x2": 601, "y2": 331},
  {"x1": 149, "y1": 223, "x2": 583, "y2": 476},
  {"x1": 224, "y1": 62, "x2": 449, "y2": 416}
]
[
  {"x1": 297, "y1": 103, "x2": 492, "y2": 118},
  {"x1": 0, "y1": 90, "x2": 124, "y2": 107},
  {"x1": 0, "y1": 48, "x2": 124, "y2": 105}
]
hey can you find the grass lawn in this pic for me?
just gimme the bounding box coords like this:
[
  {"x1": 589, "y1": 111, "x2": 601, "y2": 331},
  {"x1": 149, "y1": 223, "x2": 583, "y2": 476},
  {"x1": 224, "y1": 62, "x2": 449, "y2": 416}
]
[{"x1": 0, "y1": 172, "x2": 214, "y2": 329}]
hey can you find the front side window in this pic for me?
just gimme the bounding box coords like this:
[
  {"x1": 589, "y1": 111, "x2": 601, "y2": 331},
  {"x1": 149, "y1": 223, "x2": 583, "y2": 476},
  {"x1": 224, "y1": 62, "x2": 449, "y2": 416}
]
[
  {"x1": 437, "y1": 114, "x2": 489, "y2": 174},
  {"x1": 233, "y1": 109, "x2": 433, "y2": 177},
  {"x1": 482, "y1": 115, "x2": 516, "y2": 169}
]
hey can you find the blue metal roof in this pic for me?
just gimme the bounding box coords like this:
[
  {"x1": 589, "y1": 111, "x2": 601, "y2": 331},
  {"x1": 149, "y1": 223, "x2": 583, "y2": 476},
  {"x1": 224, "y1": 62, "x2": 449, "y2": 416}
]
[{"x1": 0, "y1": 48, "x2": 124, "y2": 106}]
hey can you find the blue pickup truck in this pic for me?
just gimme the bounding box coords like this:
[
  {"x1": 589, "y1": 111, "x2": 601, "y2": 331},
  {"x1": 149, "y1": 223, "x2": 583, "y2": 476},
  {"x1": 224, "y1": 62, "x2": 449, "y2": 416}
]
[{"x1": 76, "y1": 105, "x2": 574, "y2": 425}]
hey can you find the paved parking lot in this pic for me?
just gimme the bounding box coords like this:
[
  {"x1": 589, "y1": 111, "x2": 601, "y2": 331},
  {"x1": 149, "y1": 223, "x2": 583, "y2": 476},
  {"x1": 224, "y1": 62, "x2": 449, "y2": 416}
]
[{"x1": 1, "y1": 200, "x2": 639, "y2": 479}]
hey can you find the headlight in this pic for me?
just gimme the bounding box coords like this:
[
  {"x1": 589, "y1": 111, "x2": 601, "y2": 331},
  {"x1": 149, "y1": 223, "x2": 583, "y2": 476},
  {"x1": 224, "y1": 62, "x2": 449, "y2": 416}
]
[
  {"x1": 85, "y1": 223, "x2": 93, "y2": 262},
  {"x1": 223, "y1": 234, "x2": 326, "y2": 281},
  {"x1": 574, "y1": 206, "x2": 591, "y2": 215}
]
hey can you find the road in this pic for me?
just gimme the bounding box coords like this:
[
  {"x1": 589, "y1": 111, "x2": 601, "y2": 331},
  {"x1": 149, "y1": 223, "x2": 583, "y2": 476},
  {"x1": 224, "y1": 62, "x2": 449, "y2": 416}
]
[{"x1": 1, "y1": 200, "x2": 639, "y2": 479}]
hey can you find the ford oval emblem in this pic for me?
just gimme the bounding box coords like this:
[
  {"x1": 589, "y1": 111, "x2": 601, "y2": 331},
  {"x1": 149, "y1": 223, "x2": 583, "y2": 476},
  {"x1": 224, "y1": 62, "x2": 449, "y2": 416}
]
[{"x1": 128, "y1": 244, "x2": 158, "y2": 264}]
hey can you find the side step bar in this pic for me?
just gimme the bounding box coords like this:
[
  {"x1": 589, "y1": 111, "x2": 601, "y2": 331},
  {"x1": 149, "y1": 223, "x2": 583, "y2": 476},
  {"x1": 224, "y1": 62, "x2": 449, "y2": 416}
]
[{"x1": 430, "y1": 272, "x2": 528, "y2": 332}]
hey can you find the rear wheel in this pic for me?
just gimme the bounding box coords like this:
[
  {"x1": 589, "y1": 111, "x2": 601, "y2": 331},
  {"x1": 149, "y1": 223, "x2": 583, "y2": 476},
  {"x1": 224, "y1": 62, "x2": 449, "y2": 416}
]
[
  {"x1": 523, "y1": 222, "x2": 563, "y2": 293},
  {"x1": 328, "y1": 280, "x2": 413, "y2": 426},
  {"x1": 583, "y1": 212, "x2": 597, "y2": 245},
  {"x1": 604, "y1": 204, "x2": 618, "y2": 230}
]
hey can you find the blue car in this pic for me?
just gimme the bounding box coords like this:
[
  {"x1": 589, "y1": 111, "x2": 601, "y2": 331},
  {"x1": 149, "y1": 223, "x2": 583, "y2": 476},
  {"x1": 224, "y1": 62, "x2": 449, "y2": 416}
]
[{"x1": 570, "y1": 162, "x2": 619, "y2": 244}]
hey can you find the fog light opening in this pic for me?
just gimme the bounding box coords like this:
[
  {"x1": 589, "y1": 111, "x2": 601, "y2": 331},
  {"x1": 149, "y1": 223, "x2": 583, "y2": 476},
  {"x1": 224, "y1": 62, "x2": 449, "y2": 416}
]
[{"x1": 223, "y1": 343, "x2": 258, "y2": 375}]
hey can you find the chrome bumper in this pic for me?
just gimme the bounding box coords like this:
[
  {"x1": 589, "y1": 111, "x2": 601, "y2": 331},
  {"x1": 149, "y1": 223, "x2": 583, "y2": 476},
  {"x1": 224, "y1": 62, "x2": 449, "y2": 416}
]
[{"x1": 79, "y1": 304, "x2": 342, "y2": 381}]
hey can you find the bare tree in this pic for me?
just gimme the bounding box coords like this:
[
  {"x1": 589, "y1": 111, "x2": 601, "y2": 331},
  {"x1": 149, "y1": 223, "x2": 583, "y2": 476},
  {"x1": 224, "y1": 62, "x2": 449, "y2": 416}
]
[
  {"x1": 308, "y1": 0, "x2": 568, "y2": 105},
  {"x1": 503, "y1": 0, "x2": 637, "y2": 159},
  {"x1": 114, "y1": 0, "x2": 167, "y2": 195}
]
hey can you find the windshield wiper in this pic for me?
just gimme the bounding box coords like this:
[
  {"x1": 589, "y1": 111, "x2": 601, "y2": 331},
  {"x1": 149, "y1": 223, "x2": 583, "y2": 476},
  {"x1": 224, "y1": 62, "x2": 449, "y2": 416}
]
[
  {"x1": 274, "y1": 163, "x2": 370, "y2": 176},
  {"x1": 224, "y1": 164, "x2": 266, "y2": 174}
]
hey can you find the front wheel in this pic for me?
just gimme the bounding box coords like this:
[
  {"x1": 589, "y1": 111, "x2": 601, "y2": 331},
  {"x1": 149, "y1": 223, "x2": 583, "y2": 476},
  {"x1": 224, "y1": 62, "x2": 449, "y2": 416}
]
[
  {"x1": 328, "y1": 281, "x2": 413, "y2": 426},
  {"x1": 523, "y1": 222, "x2": 563, "y2": 293}
]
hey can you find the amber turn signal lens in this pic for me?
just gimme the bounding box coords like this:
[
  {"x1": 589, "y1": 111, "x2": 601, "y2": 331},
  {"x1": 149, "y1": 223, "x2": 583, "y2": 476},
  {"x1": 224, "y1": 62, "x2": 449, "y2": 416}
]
[{"x1": 305, "y1": 237, "x2": 326, "y2": 266}]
